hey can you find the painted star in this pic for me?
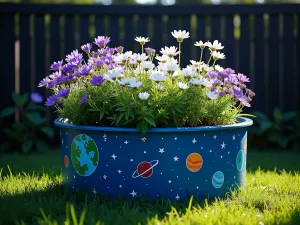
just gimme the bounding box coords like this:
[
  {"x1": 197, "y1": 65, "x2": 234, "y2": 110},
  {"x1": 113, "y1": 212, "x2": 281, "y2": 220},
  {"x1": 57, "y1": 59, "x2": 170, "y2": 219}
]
[
  {"x1": 213, "y1": 135, "x2": 217, "y2": 139},
  {"x1": 141, "y1": 137, "x2": 147, "y2": 142},
  {"x1": 174, "y1": 137, "x2": 177, "y2": 140},
  {"x1": 221, "y1": 142, "x2": 226, "y2": 149},
  {"x1": 196, "y1": 186, "x2": 199, "y2": 189},
  {"x1": 119, "y1": 185, "x2": 122, "y2": 188},
  {"x1": 228, "y1": 151, "x2": 230, "y2": 154},
  {"x1": 232, "y1": 135, "x2": 236, "y2": 140},
  {"x1": 130, "y1": 190, "x2": 137, "y2": 197},
  {"x1": 173, "y1": 156, "x2": 179, "y2": 161},
  {"x1": 111, "y1": 154, "x2": 117, "y2": 160},
  {"x1": 220, "y1": 156, "x2": 223, "y2": 158},
  {"x1": 92, "y1": 188, "x2": 97, "y2": 194},
  {"x1": 144, "y1": 151, "x2": 147, "y2": 154},
  {"x1": 124, "y1": 140, "x2": 129, "y2": 144},
  {"x1": 103, "y1": 175, "x2": 107, "y2": 179},
  {"x1": 103, "y1": 134, "x2": 107, "y2": 138},
  {"x1": 168, "y1": 180, "x2": 172, "y2": 183},
  {"x1": 74, "y1": 175, "x2": 76, "y2": 179},
  {"x1": 175, "y1": 194, "x2": 180, "y2": 200},
  {"x1": 130, "y1": 159, "x2": 134, "y2": 162},
  {"x1": 66, "y1": 176, "x2": 68, "y2": 179},
  {"x1": 117, "y1": 170, "x2": 122, "y2": 174},
  {"x1": 159, "y1": 148, "x2": 165, "y2": 153},
  {"x1": 192, "y1": 138, "x2": 197, "y2": 144}
]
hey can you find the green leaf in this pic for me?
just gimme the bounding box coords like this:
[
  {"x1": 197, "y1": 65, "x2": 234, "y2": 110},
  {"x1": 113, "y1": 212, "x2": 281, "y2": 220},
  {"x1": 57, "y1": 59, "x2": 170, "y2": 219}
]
[
  {"x1": 282, "y1": 111, "x2": 296, "y2": 121},
  {"x1": 268, "y1": 133, "x2": 288, "y2": 148},
  {"x1": 26, "y1": 112, "x2": 45, "y2": 125},
  {"x1": 99, "y1": 111, "x2": 105, "y2": 120},
  {"x1": 260, "y1": 120, "x2": 273, "y2": 132},
  {"x1": 144, "y1": 117, "x2": 156, "y2": 127},
  {"x1": 273, "y1": 108, "x2": 282, "y2": 123},
  {"x1": 21, "y1": 140, "x2": 33, "y2": 153},
  {"x1": 35, "y1": 140, "x2": 50, "y2": 152},
  {"x1": 27, "y1": 104, "x2": 47, "y2": 112},
  {"x1": 40, "y1": 126, "x2": 54, "y2": 139},
  {"x1": 12, "y1": 92, "x2": 28, "y2": 107},
  {"x1": 0, "y1": 107, "x2": 16, "y2": 118}
]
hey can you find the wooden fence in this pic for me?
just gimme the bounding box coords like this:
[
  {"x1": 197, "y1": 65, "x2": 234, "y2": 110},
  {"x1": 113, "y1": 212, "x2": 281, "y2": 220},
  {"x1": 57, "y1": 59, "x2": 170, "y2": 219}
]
[{"x1": 0, "y1": 3, "x2": 299, "y2": 120}]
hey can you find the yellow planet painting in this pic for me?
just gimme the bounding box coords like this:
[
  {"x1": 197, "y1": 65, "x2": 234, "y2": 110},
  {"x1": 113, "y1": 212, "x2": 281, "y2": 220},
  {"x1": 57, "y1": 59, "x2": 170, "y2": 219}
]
[{"x1": 186, "y1": 153, "x2": 203, "y2": 172}]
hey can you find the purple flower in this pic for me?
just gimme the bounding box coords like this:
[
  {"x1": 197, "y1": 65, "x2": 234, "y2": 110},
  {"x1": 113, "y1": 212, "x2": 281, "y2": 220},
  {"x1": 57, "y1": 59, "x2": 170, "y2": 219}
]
[
  {"x1": 240, "y1": 97, "x2": 251, "y2": 107},
  {"x1": 81, "y1": 43, "x2": 92, "y2": 53},
  {"x1": 65, "y1": 50, "x2": 83, "y2": 63},
  {"x1": 94, "y1": 36, "x2": 110, "y2": 48},
  {"x1": 45, "y1": 95, "x2": 58, "y2": 107},
  {"x1": 210, "y1": 87, "x2": 217, "y2": 93},
  {"x1": 237, "y1": 73, "x2": 250, "y2": 82},
  {"x1": 79, "y1": 93, "x2": 88, "y2": 105},
  {"x1": 233, "y1": 86, "x2": 243, "y2": 99},
  {"x1": 116, "y1": 46, "x2": 124, "y2": 53},
  {"x1": 30, "y1": 92, "x2": 43, "y2": 103},
  {"x1": 145, "y1": 47, "x2": 153, "y2": 55},
  {"x1": 217, "y1": 72, "x2": 229, "y2": 79},
  {"x1": 38, "y1": 77, "x2": 51, "y2": 87},
  {"x1": 49, "y1": 60, "x2": 63, "y2": 71},
  {"x1": 95, "y1": 57, "x2": 104, "y2": 67},
  {"x1": 57, "y1": 89, "x2": 70, "y2": 98},
  {"x1": 79, "y1": 64, "x2": 93, "y2": 76},
  {"x1": 90, "y1": 75, "x2": 104, "y2": 86},
  {"x1": 97, "y1": 48, "x2": 111, "y2": 56},
  {"x1": 52, "y1": 76, "x2": 64, "y2": 86},
  {"x1": 61, "y1": 63, "x2": 76, "y2": 73},
  {"x1": 223, "y1": 68, "x2": 235, "y2": 74},
  {"x1": 246, "y1": 88, "x2": 255, "y2": 97},
  {"x1": 219, "y1": 91, "x2": 226, "y2": 97},
  {"x1": 49, "y1": 71, "x2": 62, "y2": 80},
  {"x1": 109, "y1": 48, "x2": 115, "y2": 55}
]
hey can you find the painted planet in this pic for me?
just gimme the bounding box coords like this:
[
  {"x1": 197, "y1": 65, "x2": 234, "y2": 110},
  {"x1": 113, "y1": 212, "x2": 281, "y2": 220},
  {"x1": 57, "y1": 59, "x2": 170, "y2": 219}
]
[
  {"x1": 212, "y1": 171, "x2": 224, "y2": 188},
  {"x1": 64, "y1": 155, "x2": 69, "y2": 168},
  {"x1": 71, "y1": 134, "x2": 99, "y2": 176},
  {"x1": 132, "y1": 160, "x2": 159, "y2": 178},
  {"x1": 186, "y1": 153, "x2": 203, "y2": 172},
  {"x1": 236, "y1": 150, "x2": 245, "y2": 171}
]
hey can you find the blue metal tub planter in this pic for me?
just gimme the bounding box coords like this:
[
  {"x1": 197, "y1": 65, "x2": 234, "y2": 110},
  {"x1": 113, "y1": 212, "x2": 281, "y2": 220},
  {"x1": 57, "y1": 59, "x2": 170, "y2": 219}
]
[{"x1": 55, "y1": 117, "x2": 252, "y2": 201}]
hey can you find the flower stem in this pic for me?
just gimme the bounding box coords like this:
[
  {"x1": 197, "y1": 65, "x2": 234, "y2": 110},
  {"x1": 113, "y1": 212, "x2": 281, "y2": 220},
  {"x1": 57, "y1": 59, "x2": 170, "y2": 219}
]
[
  {"x1": 199, "y1": 49, "x2": 203, "y2": 72},
  {"x1": 142, "y1": 45, "x2": 144, "y2": 54},
  {"x1": 212, "y1": 60, "x2": 217, "y2": 67},
  {"x1": 207, "y1": 55, "x2": 212, "y2": 65},
  {"x1": 178, "y1": 42, "x2": 181, "y2": 69}
]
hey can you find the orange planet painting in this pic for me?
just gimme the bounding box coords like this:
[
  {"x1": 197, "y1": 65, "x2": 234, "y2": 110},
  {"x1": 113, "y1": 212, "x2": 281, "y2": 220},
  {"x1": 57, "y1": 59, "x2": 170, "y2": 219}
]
[
  {"x1": 64, "y1": 155, "x2": 69, "y2": 168},
  {"x1": 186, "y1": 153, "x2": 203, "y2": 172},
  {"x1": 244, "y1": 139, "x2": 247, "y2": 154}
]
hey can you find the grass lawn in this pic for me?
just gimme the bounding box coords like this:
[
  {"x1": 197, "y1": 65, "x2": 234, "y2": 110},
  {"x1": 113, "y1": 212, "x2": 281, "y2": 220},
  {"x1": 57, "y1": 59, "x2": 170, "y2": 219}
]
[{"x1": 0, "y1": 151, "x2": 300, "y2": 225}]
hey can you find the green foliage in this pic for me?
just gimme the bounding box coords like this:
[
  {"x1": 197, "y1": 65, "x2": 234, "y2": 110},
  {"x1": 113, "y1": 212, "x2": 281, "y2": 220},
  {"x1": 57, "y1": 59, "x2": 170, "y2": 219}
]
[
  {"x1": 249, "y1": 108, "x2": 300, "y2": 150},
  {"x1": 1, "y1": 151, "x2": 300, "y2": 225},
  {"x1": 0, "y1": 92, "x2": 54, "y2": 153}
]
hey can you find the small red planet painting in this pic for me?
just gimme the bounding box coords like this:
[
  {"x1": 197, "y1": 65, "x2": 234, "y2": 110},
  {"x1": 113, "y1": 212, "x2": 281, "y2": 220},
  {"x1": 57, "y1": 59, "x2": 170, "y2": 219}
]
[
  {"x1": 64, "y1": 155, "x2": 69, "y2": 168},
  {"x1": 132, "y1": 160, "x2": 159, "y2": 179}
]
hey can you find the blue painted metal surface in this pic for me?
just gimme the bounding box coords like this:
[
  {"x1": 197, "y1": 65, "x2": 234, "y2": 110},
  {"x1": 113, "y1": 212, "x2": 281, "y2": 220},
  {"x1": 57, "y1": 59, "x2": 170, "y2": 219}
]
[{"x1": 55, "y1": 117, "x2": 252, "y2": 200}]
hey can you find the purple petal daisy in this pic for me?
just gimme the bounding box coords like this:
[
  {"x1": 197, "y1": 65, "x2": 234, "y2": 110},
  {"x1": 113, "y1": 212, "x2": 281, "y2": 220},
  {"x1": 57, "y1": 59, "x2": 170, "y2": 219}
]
[
  {"x1": 94, "y1": 36, "x2": 111, "y2": 48},
  {"x1": 81, "y1": 43, "x2": 92, "y2": 53},
  {"x1": 246, "y1": 88, "x2": 255, "y2": 97},
  {"x1": 145, "y1": 47, "x2": 153, "y2": 55},
  {"x1": 79, "y1": 64, "x2": 93, "y2": 76},
  {"x1": 38, "y1": 77, "x2": 51, "y2": 87},
  {"x1": 30, "y1": 92, "x2": 43, "y2": 103},
  {"x1": 115, "y1": 46, "x2": 124, "y2": 53},
  {"x1": 237, "y1": 73, "x2": 250, "y2": 82},
  {"x1": 65, "y1": 50, "x2": 83, "y2": 63},
  {"x1": 49, "y1": 71, "x2": 62, "y2": 80},
  {"x1": 49, "y1": 60, "x2": 63, "y2": 71},
  {"x1": 45, "y1": 95, "x2": 58, "y2": 107},
  {"x1": 90, "y1": 75, "x2": 104, "y2": 86},
  {"x1": 233, "y1": 86, "x2": 243, "y2": 99},
  {"x1": 57, "y1": 89, "x2": 70, "y2": 98},
  {"x1": 61, "y1": 63, "x2": 76, "y2": 73},
  {"x1": 79, "y1": 93, "x2": 88, "y2": 105}
]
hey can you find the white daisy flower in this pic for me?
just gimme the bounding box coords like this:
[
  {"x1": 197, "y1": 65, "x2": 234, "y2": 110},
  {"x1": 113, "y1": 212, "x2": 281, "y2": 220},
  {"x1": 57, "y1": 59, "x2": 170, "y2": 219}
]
[
  {"x1": 211, "y1": 51, "x2": 226, "y2": 60},
  {"x1": 128, "y1": 78, "x2": 143, "y2": 88},
  {"x1": 214, "y1": 65, "x2": 224, "y2": 72},
  {"x1": 190, "y1": 78, "x2": 202, "y2": 85},
  {"x1": 104, "y1": 67, "x2": 124, "y2": 81},
  {"x1": 194, "y1": 41, "x2": 207, "y2": 49},
  {"x1": 156, "y1": 83, "x2": 165, "y2": 90},
  {"x1": 190, "y1": 60, "x2": 201, "y2": 68},
  {"x1": 206, "y1": 90, "x2": 218, "y2": 100},
  {"x1": 160, "y1": 46, "x2": 180, "y2": 57},
  {"x1": 172, "y1": 70, "x2": 181, "y2": 77},
  {"x1": 155, "y1": 55, "x2": 169, "y2": 63},
  {"x1": 140, "y1": 61, "x2": 155, "y2": 71},
  {"x1": 135, "y1": 36, "x2": 150, "y2": 45},
  {"x1": 171, "y1": 30, "x2": 190, "y2": 42},
  {"x1": 182, "y1": 66, "x2": 194, "y2": 77},
  {"x1": 200, "y1": 63, "x2": 210, "y2": 72},
  {"x1": 117, "y1": 78, "x2": 129, "y2": 85},
  {"x1": 139, "y1": 92, "x2": 150, "y2": 100},
  {"x1": 150, "y1": 71, "x2": 167, "y2": 82},
  {"x1": 177, "y1": 82, "x2": 189, "y2": 90},
  {"x1": 168, "y1": 57, "x2": 178, "y2": 65},
  {"x1": 206, "y1": 40, "x2": 224, "y2": 51},
  {"x1": 114, "y1": 51, "x2": 132, "y2": 64},
  {"x1": 133, "y1": 53, "x2": 148, "y2": 64},
  {"x1": 166, "y1": 64, "x2": 178, "y2": 73}
]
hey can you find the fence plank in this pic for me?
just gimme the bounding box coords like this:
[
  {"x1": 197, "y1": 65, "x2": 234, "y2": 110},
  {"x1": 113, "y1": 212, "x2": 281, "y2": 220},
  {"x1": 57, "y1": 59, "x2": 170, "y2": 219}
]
[
  {"x1": 268, "y1": 14, "x2": 280, "y2": 114},
  {"x1": 50, "y1": 15, "x2": 61, "y2": 66},
  {"x1": 239, "y1": 15, "x2": 250, "y2": 78},
  {"x1": 282, "y1": 14, "x2": 295, "y2": 112},
  {"x1": 64, "y1": 14, "x2": 75, "y2": 55},
  {"x1": 167, "y1": 15, "x2": 178, "y2": 47},
  {"x1": 123, "y1": 16, "x2": 134, "y2": 52},
  {"x1": 297, "y1": 14, "x2": 300, "y2": 111},
  {"x1": 253, "y1": 14, "x2": 265, "y2": 112},
  {"x1": 0, "y1": 13, "x2": 15, "y2": 111},
  {"x1": 224, "y1": 15, "x2": 235, "y2": 69},
  {"x1": 110, "y1": 16, "x2": 119, "y2": 47},
  {"x1": 79, "y1": 15, "x2": 90, "y2": 47},
  {"x1": 95, "y1": 15, "x2": 105, "y2": 36},
  {"x1": 181, "y1": 15, "x2": 192, "y2": 68},
  {"x1": 153, "y1": 16, "x2": 165, "y2": 54},
  {"x1": 19, "y1": 14, "x2": 32, "y2": 94},
  {"x1": 34, "y1": 14, "x2": 46, "y2": 96}
]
